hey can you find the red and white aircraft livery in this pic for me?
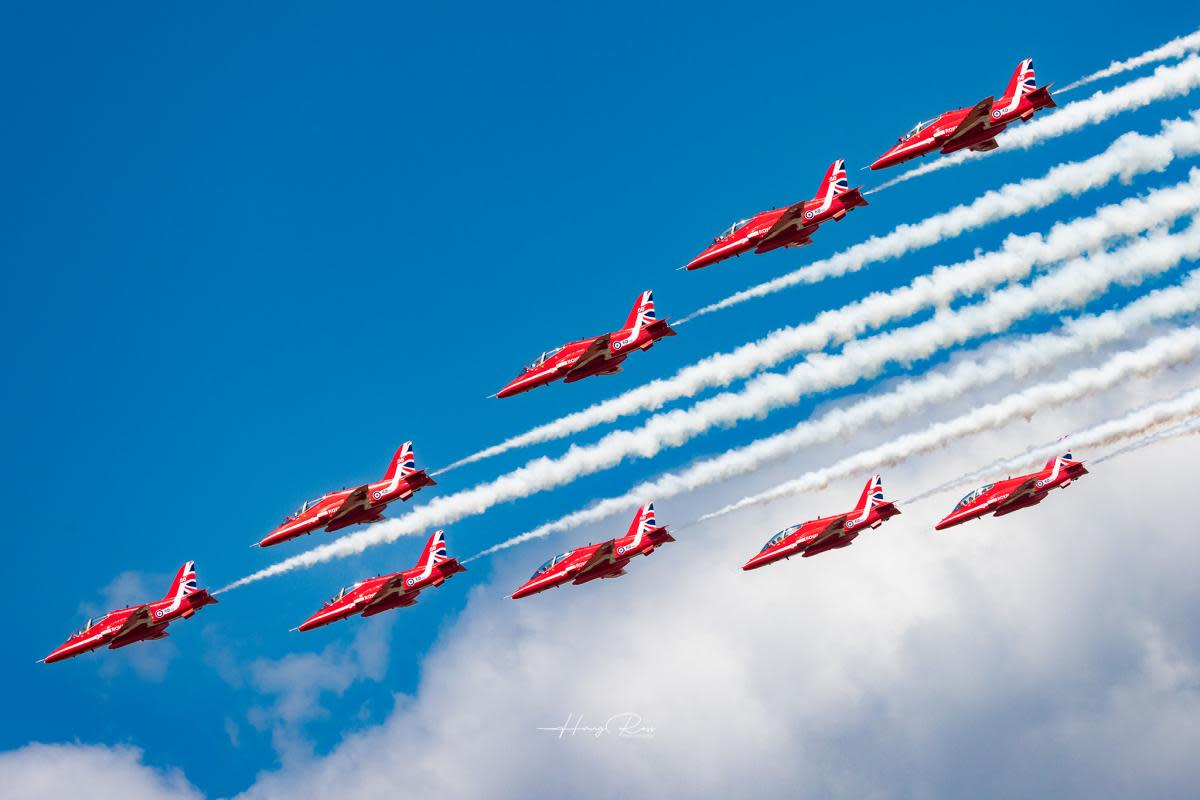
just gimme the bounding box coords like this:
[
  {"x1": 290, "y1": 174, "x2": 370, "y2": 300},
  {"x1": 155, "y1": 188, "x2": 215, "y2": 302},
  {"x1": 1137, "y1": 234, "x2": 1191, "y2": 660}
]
[
  {"x1": 259, "y1": 442, "x2": 436, "y2": 548},
  {"x1": 935, "y1": 451, "x2": 1087, "y2": 531},
  {"x1": 870, "y1": 59, "x2": 1056, "y2": 170},
  {"x1": 41, "y1": 562, "x2": 217, "y2": 664},
  {"x1": 511, "y1": 502, "x2": 674, "y2": 599},
  {"x1": 295, "y1": 530, "x2": 465, "y2": 632},
  {"x1": 495, "y1": 291, "x2": 676, "y2": 399},
  {"x1": 684, "y1": 160, "x2": 868, "y2": 271},
  {"x1": 742, "y1": 475, "x2": 900, "y2": 570}
]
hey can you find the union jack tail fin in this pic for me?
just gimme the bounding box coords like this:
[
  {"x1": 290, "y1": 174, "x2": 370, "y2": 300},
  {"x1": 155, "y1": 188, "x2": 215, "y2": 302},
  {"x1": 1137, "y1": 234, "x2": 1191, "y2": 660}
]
[
  {"x1": 1042, "y1": 451, "x2": 1076, "y2": 471},
  {"x1": 815, "y1": 159, "x2": 851, "y2": 200},
  {"x1": 163, "y1": 561, "x2": 200, "y2": 603},
  {"x1": 852, "y1": 474, "x2": 889, "y2": 515},
  {"x1": 622, "y1": 290, "x2": 657, "y2": 332},
  {"x1": 416, "y1": 529, "x2": 450, "y2": 570},
  {"x1": 383, "y1": 442, "x2": 419, "y2": 482},
  {"x1": 995, "y1": 57, "x2": 1057, "y2": 114},
  {"x1": 623, "y1": 501, "x2": 660, "y2": 540}
]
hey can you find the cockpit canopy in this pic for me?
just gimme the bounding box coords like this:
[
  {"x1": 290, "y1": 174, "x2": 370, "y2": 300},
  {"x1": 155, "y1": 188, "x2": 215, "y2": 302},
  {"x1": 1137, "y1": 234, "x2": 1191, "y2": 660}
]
[
  {"x1": 291, "y1": 497, "x2": 324, "y2": 518},
  {"x1": 526, "y1": 345, "x2": 565, "y2": 372},
  {"x1": 760, "y1": 524, "x2": 802, "y2": 552},
  {"x1": 716, "y1": 218, "x2": 751, "y2": 241},
  {"x1": 325, "y1": 582, "x2": 361, "y2": 606},
  {"x1": 530, "y1": 551, "x2": 570, "y2": 580},
  {"x1": 73, "y1": 616, "x2": 100, "y2": 637},
  {"x1": 900, "y1": 118, "x2": 936, "y2": 142},
  {"x1": 953, "y1": 483, "x2": 994, "y2": 511}
]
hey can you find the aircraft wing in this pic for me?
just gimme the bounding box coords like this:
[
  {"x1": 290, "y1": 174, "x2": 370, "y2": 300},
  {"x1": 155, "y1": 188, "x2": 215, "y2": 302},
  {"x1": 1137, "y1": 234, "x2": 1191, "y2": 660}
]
[
  {"x1": 995, "y1": 477, "x2": 1040, "y2": 511},
  {"x1": 565, "y1": 334, "x2": 612, "y2": 377},
  {"x1": 801, "y1": 515, "x2": 848, "y2": 549},
  {"x1": 759, "y1": 201, "x2": 811, "y2": 246},
  {"x1": 942, "y1": 96, "x2": 995, "y2": 146},
  {"x1": 575, "y1": 541, "x2": 616, "y2": 575},
  {"x1": 327, "y1": 485, "x2": 370, "y2": 525},
  {"x1": 112, "y1": 605, "x2": 153, "y2": 639}
]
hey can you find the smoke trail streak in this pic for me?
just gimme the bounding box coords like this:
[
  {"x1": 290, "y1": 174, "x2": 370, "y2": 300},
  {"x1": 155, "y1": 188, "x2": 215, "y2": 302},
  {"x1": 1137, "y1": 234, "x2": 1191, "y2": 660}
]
[
  {"x1": 905, "y1": 389, "x2": 1200, "y2": 504},
  {"x1": 1090, "y1": 414, "x2": 1200, "y2": 464},
  {"x1": 1061, "y1": 29, "x2": 1200, "y2": 93},
  {"x1": 218, "y1": 229, "x2": 1200, "y2": 591},
  {"x1": 441, "y1": 167, "x2": 1200, "y2": 475},
  {"x1": 467, "y1": 276, "x2": 1200, "y2": 561},
  {"x1": 870, "y1": 56, "x2": 1200, "y2": 192},
  {"x1": 698, "y1": 331, "x2": 1200, "y2": 523},
  {"x1": 681, "y1": 112, "x2": 1200, "y2": 322}
]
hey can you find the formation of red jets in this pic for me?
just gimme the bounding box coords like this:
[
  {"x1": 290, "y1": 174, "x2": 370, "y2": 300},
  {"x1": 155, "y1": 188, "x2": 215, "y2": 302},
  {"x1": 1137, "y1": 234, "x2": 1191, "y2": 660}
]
[{"x1": 44, "y1": 59, "x2": 1074, "y2": 664}]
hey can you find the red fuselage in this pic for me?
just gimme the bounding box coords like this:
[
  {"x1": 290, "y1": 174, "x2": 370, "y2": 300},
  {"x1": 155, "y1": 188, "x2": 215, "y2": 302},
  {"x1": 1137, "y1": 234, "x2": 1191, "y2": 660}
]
[
  {"x1": 260, "y1": 446, "x2": 435, "y2": 548},
  {"x1": 43, "y1": 588, "x2": 216, "y2": 664},
  {"x1": 743, "y1": 500, "x2": 900, "y2": 571},
  {"x1": 497, "y1": 290, "x2": 676, "y2": 399},
  {"x1": 935, "y1": 458, "x2": 1088, "y2": 530},
  {"x1": 511, "y1": 527, "x2": 674, "y2": 599},
  {"x1": 871, "y1": 76, "x2": 1056, "y2": 170},
  {"x1": 297, "y1": 559, "x2": 465, "y2": 632},
  {"x1": 686, "y1": 190, "x2": 867, "y2": 271}
]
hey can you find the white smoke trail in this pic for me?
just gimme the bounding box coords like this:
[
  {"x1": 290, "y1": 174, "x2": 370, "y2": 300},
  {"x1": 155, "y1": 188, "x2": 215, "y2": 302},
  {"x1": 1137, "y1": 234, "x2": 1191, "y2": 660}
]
[
  {"x1": 441, "y1": 167, "x2": 1200, "y2": 474},
  {"x1": 469, "y1": 274, "x2": 1200, "y2": 560},
  {"x1": 905, "y1": 390, "x2": 1200, "y2": 504},
  {"x1": 698, "y1": 330, "x2": 1200, "y2": 523},
  {"x1": 1061, "y1": 28, "x2": 1200, "y2": 93},
  {"x1": 681, "y1": 112, "x2": 1200, "y2": 321},
  {"x1": 1090, "y1": 413, "x2": 1200, "y2": 463},
  {"x1": 219, "y1": 228, "x2": 1200, "y2": 591},
  {"x1": 870, "y1": 56, "x2": 1200, "y2": 192}
]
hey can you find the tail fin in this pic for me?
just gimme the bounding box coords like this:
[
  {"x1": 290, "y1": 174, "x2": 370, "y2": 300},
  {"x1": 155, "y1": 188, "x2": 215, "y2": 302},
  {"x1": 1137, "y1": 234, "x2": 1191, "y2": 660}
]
[
  {"x1": 622, "y1": 290, "x2": 657, "y2": 332},
  {"x1": 853, "y1": 474, "x2": 888, "y2": 515},
  {"x1": 416, "y1": 529, "x2": 450, "y2": 571},
  {"x1": 623, "y1": 501, "x2": 659, "y2": 541},
  {"x1": 1042, "y1": 451, "x2": 1076, "y2": 471},
  {"x1": 995, "y1": 58, "x2": 1039, "y2": 115},
  {"x1": 383, "y1": 442, "x2": 418, "y2": 483},
  {"x1": 814, "y1": 159, "x2": 851, "y2": 202},
  {"x1": 163, "y1": 561, "x2": 200, "y2": 604}
]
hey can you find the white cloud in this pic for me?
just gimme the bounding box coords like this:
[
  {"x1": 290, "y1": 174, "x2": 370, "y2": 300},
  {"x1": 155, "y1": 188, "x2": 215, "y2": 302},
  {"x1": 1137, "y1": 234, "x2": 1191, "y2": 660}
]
[
  {"x1": 224, "y1": 384, "x2": 1200, "y2": 800},
  {"x1": 0, "y1": 742, "x2": 203, "y2": 800}
]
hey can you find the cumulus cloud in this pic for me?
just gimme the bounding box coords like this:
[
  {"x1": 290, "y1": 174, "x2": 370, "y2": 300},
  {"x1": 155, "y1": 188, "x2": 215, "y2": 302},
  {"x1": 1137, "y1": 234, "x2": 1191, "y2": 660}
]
[
  {"x1": 0, "y1": 742, "x2": 203, "y2": 800},
  {"x1": 223, "y1": 390, "x2": 1200, "y2": 800}
]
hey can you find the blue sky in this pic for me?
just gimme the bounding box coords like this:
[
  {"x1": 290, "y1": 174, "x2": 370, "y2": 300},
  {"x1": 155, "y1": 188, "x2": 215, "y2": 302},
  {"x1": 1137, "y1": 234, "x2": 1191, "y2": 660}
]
[{"x1": 3, "y1": 3, "x2": 1199, "y2": 798}]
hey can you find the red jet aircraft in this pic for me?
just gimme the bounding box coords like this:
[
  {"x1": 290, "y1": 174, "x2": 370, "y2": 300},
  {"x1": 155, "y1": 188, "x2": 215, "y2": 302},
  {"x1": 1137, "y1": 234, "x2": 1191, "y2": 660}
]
[
  {"x1": 295, "y1": 530, "x2": 465, "y2": 631},
  {"x1": 259, "y1": 442, "x2": 436, "y2": 548},
  {"x1": 684, "y1": 160, "x2": 868, "y2": 271},
  {"x1": 511, "y1": 502, "x2": 673, "y2": 599},
  {"x1": 41, "y1": 562, "x2": 217, "y2": 664},
  {"x1": 935, "y1": 451, "x2": 1087, "y2": 530},
  {"x1": 870, "y1": 59, "x2": 1056, "y2": 170},
  {"x1": 743, "y1": 475, "x2": 900, "y2": 570},
  {"x1": 495, "y1": 291, "x2": 676, "y2": 399}
]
